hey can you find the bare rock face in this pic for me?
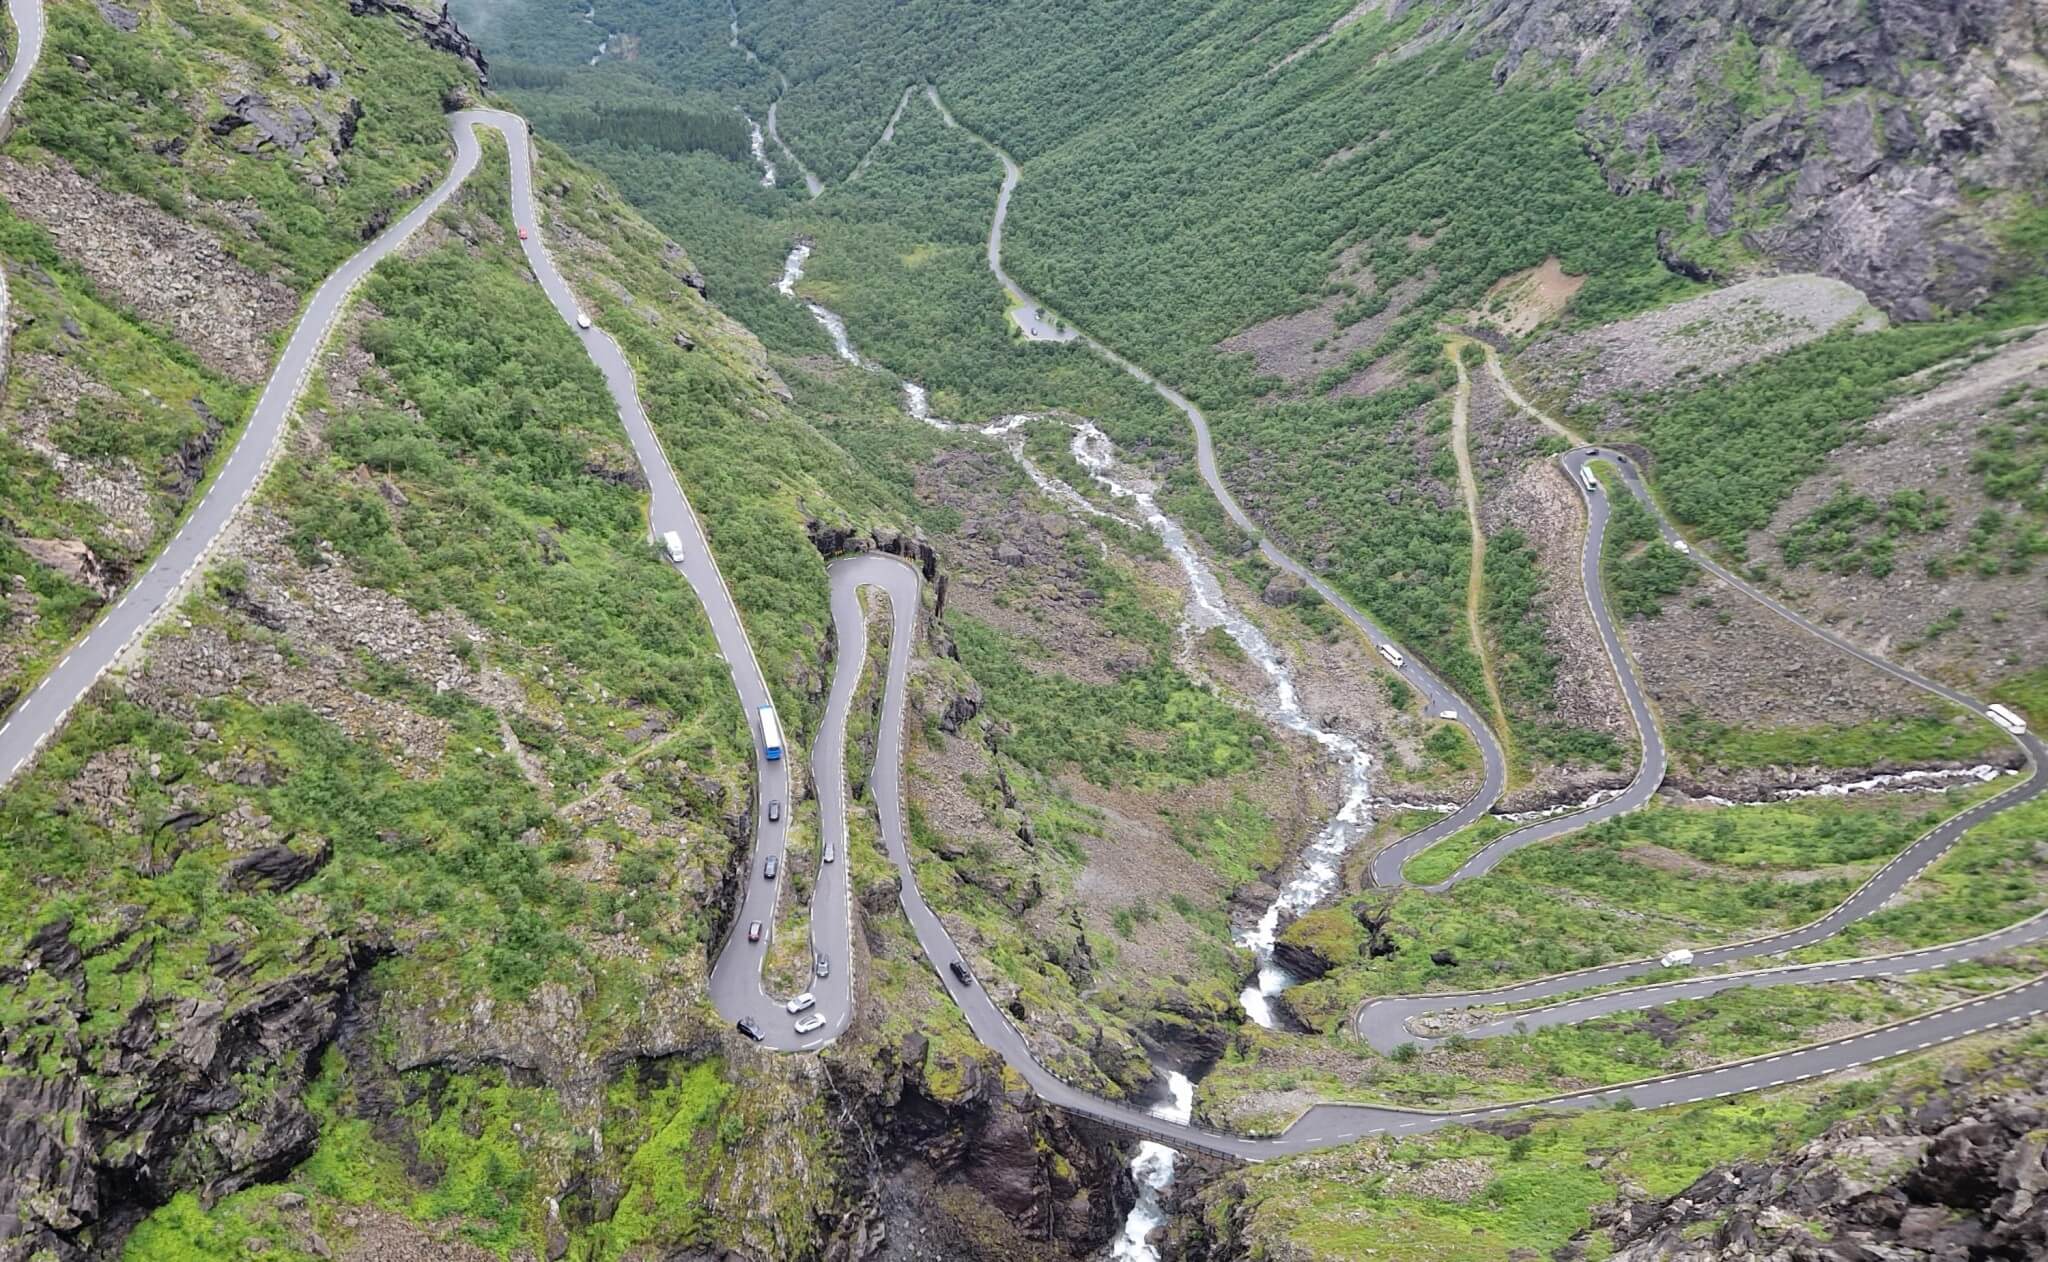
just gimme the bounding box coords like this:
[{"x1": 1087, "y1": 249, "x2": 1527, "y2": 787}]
[
  {"x1": 345, "y1": 0, "x2": 488, "y2": 86},
  {"x1": 210, "y1": 90, "x2": 321, "y2": 155},
  {"x1": 13, "y1": 536, "x2": 109, "y2": 595},
  {"x1": 1582, "y1": 1047, "x2": 2048, "y2": 1260},
  {"x1": 1453, "y1": 0, "x2": 2048, "y2": 319},
  {"x1": 851, "y1": 1037, "x2": 1133, "y2": 1256},
  {"x1": 0, "y1": 917, "x2": 379, "y2": 1262}
]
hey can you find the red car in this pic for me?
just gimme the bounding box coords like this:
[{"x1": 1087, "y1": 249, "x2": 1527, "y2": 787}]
[
  {"x1": 747, "y1": 920, "x2": 764, "y2": 943},
  {"x1": 517, "y1": 226, "x2": 530, "y2": 240}
]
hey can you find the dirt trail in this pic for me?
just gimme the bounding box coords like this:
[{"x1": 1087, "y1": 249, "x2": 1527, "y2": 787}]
[
  {"x1": 1483, "y1": 345, "x2": 1587, "y2": 446},
  {"x1": 1448, "y1": 342, "x2": 1512, "y2": 752}
]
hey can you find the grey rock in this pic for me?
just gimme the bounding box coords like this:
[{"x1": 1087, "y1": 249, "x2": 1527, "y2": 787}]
[{"x1": 92, "y1": 0, "x2": 139, "y2": 30}]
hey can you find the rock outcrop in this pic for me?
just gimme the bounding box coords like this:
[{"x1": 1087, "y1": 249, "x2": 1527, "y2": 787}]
[
  {"x1": 0, "y1": 918, "x2": 382, "y2": 1262},
  {"x1": 346, "y1": 0, "x2": 488, "y2": 85},
  {"x1": 1581, "y1": 1046, "x2": 2048, "y2": 1259},
  {"x1": 1435, "y1": 0, "x2": 2048, "y2": 319},
  {"x1": 840, "y1": 1035, "x2": 1133, "y2": 1257}
]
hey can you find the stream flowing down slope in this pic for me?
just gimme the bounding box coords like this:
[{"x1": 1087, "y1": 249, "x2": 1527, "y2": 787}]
[{"x1": 3, "y1": 6, "x2": 2046, "y2": 1165}]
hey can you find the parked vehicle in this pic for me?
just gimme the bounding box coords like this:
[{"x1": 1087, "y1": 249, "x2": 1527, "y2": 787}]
[
  {"x1": 815, "y1": 954, "x2": 830, "y2": 978},
  {"x1": 1579, "y1": 465, "x2": 1601, "y2": 494},
  {"x1": 763, "y1": 854, "x2": 778, "y2": 880},
  {"x1": 575, "y1": 312, "x2": 592, "y2": 330},
  {"x1": 767, "y1": 799, "x2": 782, "y2": 822},
  {"x1": 661, "y1": 530, "x2": 685, "y2": 563},
  {"x1": 747, "y1": 920, "x2": 763, "y2": 943},
  {"x1": 759, "y1": 704, "x2": 784, "y2": 761},
  {"x1": 949, "y1": 960, "x2": 974, "y2": 986},
  {"x1": 736, "y1": 1016, "x2": 763, "y2": 1041},
  {"x1": 786, "y1": 992, "x2": 816, "y2": 1014},
  {"x1": 1660, "y1": 949, "x2": 1694, "y2": 968},
  {"x1": 794, "y1": 1013, "x2": 825, "y2": 1034},
  {"x1": 1377, "y1": 643, "x2": 1405, "y2": 668},
  {"x1": 1989, "y1": 704, "x2": 2029, "y2": 735}
]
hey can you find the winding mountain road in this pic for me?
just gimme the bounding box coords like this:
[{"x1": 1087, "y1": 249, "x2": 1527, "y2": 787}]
[
  {"x1": 0, "y1": 32, "x2": 841, "y2": 1049},
  {"x1": 3, "y1": 2, "x2": 2046, "y2": 1167},
  {"x1": 1355, "y1": 442, "x2": 2044, "y2": 1049},
  {"x1": 817, "y1": 499, "x2": 2048, "y2": 1159},
  {"x1": 0, "y1": 25, "x2": 481, "y2": 790}
]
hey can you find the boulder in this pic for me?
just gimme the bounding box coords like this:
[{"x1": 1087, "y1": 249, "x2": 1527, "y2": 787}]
[
  {"x1": 15, "y1": 537, "x2": 109, "y2": 595},
  {"x1": 1260, "y1": 571, "x2": 1304, "y2": 606}
]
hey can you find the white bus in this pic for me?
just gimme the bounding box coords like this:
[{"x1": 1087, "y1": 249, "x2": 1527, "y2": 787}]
[
  {"x1": 759, "y1": 704, "x2": 785, "y2": 761},
  {"x1": 661, "y1": 530, "x2": 686, "y2": 563},
  {"x1": 1377, "y1": 643, "x2": 1405, "y2": 668},
  {"x1": 1579, "y1": 465, "x2": 1601, "y2": 494},
  {"x1": 1988, "y1": 704, "x2": 2028, "y2": 736}
]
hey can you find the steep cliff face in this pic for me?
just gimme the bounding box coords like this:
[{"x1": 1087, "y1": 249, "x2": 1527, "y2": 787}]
[
  {"x1": 1448, "y1": 0, "x2": 2048, "y2": 318},
  {"x1": 1582, "y1": 1047, "x2": 2048, "y2": 1260},
  {"x1": 838, "y1": 1035, "x2": 1133, "y2": 1260}
]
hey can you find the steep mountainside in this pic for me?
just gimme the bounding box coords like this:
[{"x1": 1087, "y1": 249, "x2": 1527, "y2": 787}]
[
  {"x1": 0, "y1": 2, "x2": 1169, "y2": 1259},
  {"x1": 7, "y1": 0, "x2": 2048, "y2": 1258},
  {"x1": 1467, "y1": 0, "x2": 2048, "y2": 319}
]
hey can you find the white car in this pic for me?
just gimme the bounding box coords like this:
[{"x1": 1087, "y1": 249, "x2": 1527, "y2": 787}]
[
  {"x1": 793, "y1": 1013, "x2": 825, "y2": 1034},
  {"x1": 822, "y1": 841, "x2": 836, "y2": 863},
  {"x1": 1671, "y1": 540, "x2": 1691, "y2": 554},
  {"x1": 786, "y1": 992, "x2": 816, "y2": 1014},
  {"x1": 1660, "y1": 949, "x2": 1694, "y2": 968},
  {"x1": 575, "y1": 311, "x2": 592, "y2": 330}
]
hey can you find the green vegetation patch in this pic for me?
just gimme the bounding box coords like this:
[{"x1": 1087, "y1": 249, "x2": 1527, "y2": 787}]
[
  {"x1": 17, "y1": 0, "x2": 475, "y2": 290},
  {"x1": 1207, "y1": 1030, "x2": 2042, "y2": 1261},
  {"x1": 1282, "y1": 791, "x2": 1978, "y2": 1029},
  {"x1": 1613, "y1": 281, "x2": 2048, "y2": 552}
]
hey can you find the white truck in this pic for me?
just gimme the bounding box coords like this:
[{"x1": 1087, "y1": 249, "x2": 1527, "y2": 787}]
[
  {"x1": 1988, "y1": 704, "x2": 2028, "y2": 736},
  {"x1": 661, "y1": 530, "x2": 686, "y2": 563},
  {"x1": 1377, "y1": 643, "x2": 1405, "y2": 668}
]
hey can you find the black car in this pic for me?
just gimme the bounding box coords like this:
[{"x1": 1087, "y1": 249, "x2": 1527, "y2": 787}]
[
  {"x1": 767, "y1": 799, "x2": 782, "y2": 823},
  {"x1": 763, "y1": 854, "x2": 778, "y2": 879},
  {"x1": 949, "y1": 960, "x2": 974, "y2": 986},
  {"x1": 815, "y1": 954, "x2": 831, "y2": 978},
  {"x1": 736, "y1": 1016, "x2": 764, "y2": 1042}
]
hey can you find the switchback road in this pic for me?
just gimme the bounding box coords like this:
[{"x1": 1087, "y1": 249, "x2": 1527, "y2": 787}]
[{"x1": 3, "y1": 13, "x2": 2044, "y2": 1162}]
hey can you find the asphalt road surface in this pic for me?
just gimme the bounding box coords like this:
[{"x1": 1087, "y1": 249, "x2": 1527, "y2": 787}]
[
  {"x1": 1371, "y1": 449, "x2": 1670, "y2": 887},
  {"x1": 0, "y1": 48, "x2": 480, "y2": 790},
  {"x1": 462, "y1": 110, "x2": 840, "y2": 1051},
  {"x1": 4, "y1": 11, "x2": 2044, "y2": 1158},
  {"x1": 1356, "y1": 444, "x2": 2042, "y2": 1052},
  {"x1": 819, "y1": 549, "x2": 2048, "y2": 1158}
]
